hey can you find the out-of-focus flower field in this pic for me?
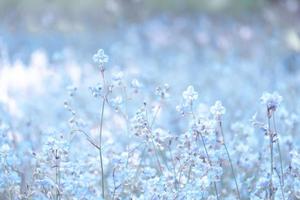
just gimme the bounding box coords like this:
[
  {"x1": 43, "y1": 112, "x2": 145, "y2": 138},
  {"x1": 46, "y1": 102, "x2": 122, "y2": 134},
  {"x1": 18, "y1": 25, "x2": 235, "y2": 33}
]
[{"x1": 1, "y1": 0, "x2": 300, "y2": 199}]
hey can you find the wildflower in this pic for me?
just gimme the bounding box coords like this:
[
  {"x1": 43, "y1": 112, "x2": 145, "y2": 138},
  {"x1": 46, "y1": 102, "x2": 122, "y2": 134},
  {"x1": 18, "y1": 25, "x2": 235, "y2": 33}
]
[
  {"x1": 93, "y1": 49, "x2": 109, "y2": 66},
  {"x1": 260, "y1": 92, "x2": 282, "y2": 111},
  {"x1": 210, "y1": 101, "x2": 226, "y2": 117},
  {"x1": 111, "y1": 96, "x2": 123, "y2": 105},
  {"x1": 131, "y1": 79, "x2": 142, "y2": 88},
  {"x1": 155, "y1": 84, "x2": 170, "y2": 99},
  {"x1": 112, "y1": 71, "x2": 124, "y2": 86},
  {"x1": 131, "y1": 79, "x2": 142, "y2": 93},
  {"x1": 176, "y1": 105, "x2": 185, "y2": 115},
  {"x1": 89, "y1": 83, "x2": 103, "y2": 97},
  {"x1": 182, "y1": 85, "x2": 198, "y2": 104},
  {"x1": 111, "y1": 96, "x2": 123, "y2": 111},
  {"x1": 131, "y1": 108, "x2": 150, "y2": 138}
]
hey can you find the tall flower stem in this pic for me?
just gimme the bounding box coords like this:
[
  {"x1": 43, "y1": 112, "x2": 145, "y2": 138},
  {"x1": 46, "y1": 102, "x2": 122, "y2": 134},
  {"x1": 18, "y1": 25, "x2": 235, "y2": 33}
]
[
  {"x1": 55, "y1": 149, "x2": 61, "y2": 200},
  {"x1": 267, "y1": 115, "x2": 274, "y2": 200},
  {"x1": 219, "y1": 120, "x2": 241, "y2": 200},
  {"x1": 149, "y1": 103, "x2": 164, "y2": 174},
  {"x1": 198, "y1": 131, "x2": 220, "y2": 200},
  {"x1": 272, "y1": 113, "x2": 285, "y2": 200},
  {"x1": 99, "y1": 69, "x2": 106, "y2": 199},
  {"x1": 99, "y1": 97, "x2": 106, "y2": 199},
  {"x1": 91, "y1": 49, "x2": 109, "y2": 199}
]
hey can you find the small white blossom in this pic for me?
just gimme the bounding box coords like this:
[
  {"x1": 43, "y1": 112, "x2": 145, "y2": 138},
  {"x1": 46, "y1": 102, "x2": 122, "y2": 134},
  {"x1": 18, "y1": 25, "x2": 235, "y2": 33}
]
[
  {"x1": 155, "y1": 84, "x2": 170, "y2": 99},
  {"x1": 89, "y1": 83, "x2": 103, "y2": 97},
  {"x1": 131, "y1": 79, "x2": 142, "y2": 88},
  {"x1": 210, "y1": 101, "x2": 226, "y2": 116},
  {"x1": 111, "y1": 96, "x2": 123, "y2": 105},
  {"x1": 93, "y1": 49, "x2": 109, "y2": 66},
  {"x1": 131, "y1": 79, "x2": 142, "y2": 93},
  {"x1": 260, "y1": 92, "x2": 282, "y2": 110},
  {"x1": 182, "y1": 85, "x2": 198, "y2": 103},
  {"x1": 176, "y1": 105, "x2": 184, "y2": 115},
  {"x1": 113, "y1": 71, "x2": 123, "y2": 80},
  {"x1": 112, "y1": 71, "x2": 124, "y2": 86}
]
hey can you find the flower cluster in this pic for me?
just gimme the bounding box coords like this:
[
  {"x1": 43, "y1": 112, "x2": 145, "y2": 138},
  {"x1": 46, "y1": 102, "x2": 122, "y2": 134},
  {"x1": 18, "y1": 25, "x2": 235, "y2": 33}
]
[
  {"x1": 260, "y1": 92, "x2": 283, "y2": 111},
  {"x1": 210, "y1": 101, "x2": 226, "y2": 117},
  {"x1": 1, "y1": 41, "x2": 300, "y2": 200},
  {"x1": 93, "y1": 49, "x2": 109, "y2": 68},
  {"x1": 182, "y1": 85, "x2": 198, "y2": 104}
]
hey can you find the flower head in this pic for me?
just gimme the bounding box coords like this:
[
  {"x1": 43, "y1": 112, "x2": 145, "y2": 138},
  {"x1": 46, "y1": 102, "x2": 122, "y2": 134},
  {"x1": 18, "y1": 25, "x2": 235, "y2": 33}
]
[
  {"x1": 182, "y1": 85, "x2": 198, "y2": 104},
  {"x1": 210, "y1": 101, "x2": 226, "y2": 117},
  {"x1": 155, "y1": 84, "x2": 170, "y2": 99},
  {"x1": 131, "y1": 79, "x2": 142, "y2": 93},
  {"x1": 260, "y1": 92, "x2": 282, "y2": 111},
  {"x1": 93, "y1": 49, "x2": 109, "y2": 66},
  {"x1": 131, "y1": 79, "x2": 142, "y2": 88}
]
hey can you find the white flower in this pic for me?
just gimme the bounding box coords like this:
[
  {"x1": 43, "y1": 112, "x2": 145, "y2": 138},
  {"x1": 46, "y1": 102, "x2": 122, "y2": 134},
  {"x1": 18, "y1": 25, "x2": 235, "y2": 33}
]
[
  {"x1": 210, "y1": 101, "x2": 226, "y2": 116},
  {"x1": 93, "y1": 49, "x2": 109, "y2": 65},
  {"x1": 155, "y1": 84, "x2": 170, "y2": 99},
  {"x1": 112, "y1": 71, "x2": 124, "y2": 86},
  {"x1": 0, "y1": 144, "x2": 10, "y2": 153},
  {"x1": 113, "y1": 71, "x2": 124, "y2": 81},
  {"x1": 176, "y1": 105, "x2": 184, "y2": 115},
  {"x1": 111, "y1": 96, "x2": 123, "y2": 105},
  {"x1": 260, "y1": 92, "x2": 282, "y2": 110},
  {"x1": 182, "y1": 85, "x2": 198, "y2": 103},
  {"x1": 131, "y1": 79, "x2": 142, "y2": 88}
]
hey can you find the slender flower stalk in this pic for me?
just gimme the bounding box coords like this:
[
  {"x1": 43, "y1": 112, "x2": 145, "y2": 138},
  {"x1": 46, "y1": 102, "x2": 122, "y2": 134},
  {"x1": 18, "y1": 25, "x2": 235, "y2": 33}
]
[
  {"x1": 273, "y1": 113, "x2": 285, "y2": 200},
  {"x1": 273, "y1": 113, "x2": 284, "y2": 185},
  {"x1": 211, "y1": 101, "x2": 241, "y2": 199},
  {"x1": 219, "y1": 120, "x2": 241, "y2": 200},
  {"x1": 267, "y1": 115, "x2": 274, "y2": 200},
  {"x1": 99, "y1": 96, "x2": 106, "y2": 199},
  {"x1": 149, "y1": 103, "x2": 164, "y2": 174},
  {"x1": 261, "y1": 92, "x2": 284, "y2": 200},
  {"x1": 93, "y1": 49, "x2": 109, "y2": 199},
  {"x1": 55, "y1": 149, "x2": 61, "y2": 200},
  {"x1": 197, "y1": 130, "x2": 220, "y2": 200}
]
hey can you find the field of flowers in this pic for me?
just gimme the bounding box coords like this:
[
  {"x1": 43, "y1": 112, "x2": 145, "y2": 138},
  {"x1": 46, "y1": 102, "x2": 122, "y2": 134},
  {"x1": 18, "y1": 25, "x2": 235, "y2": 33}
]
[{"x1": 1, "y1": 1, "x2": 300, "y2": 199}]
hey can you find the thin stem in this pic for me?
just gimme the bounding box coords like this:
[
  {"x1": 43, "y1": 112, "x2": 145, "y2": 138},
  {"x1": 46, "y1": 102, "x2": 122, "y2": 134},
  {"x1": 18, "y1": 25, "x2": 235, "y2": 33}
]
[
  {"x1": 275, "y1": 167, "x2": 285, "y2": 200},
  {"x1": 112, "y1": 168, "x2": 120, "y2": 200},
  {"x1": 70, "y1": 129, "x2": 101, "y2": 150},
  {"x1": 267, "y1": 115, "x2": 274, "y2": 200},
  {"x1": 99, "y1": 97, "x2": 106, "y2": 199},
  {"x1": 150, "y1": 104, "x2": 161, "y2": 128},
  {"x1": 150, "y1": 138, "x2": 164, "y2": 174},
  {"x1": 148, "y1": 102, "x2": 164, "y2": 174},
  {"x1": 273, "y1": 113, "x2": 284, "y2": 186},
  {"x1": 273, "y1": 113, "x2": 285, "y2": 200},
  {"x1": 167, "y1": 145, "x2": 178, "y2": 188},
  {"x1": 133, "y1": 146, "x2": 147, "y2": 181},
  {"x1": 55, "y1": 149, "x2": 60, "y2": 200},
  {"x1": 98, "y1": 68, "x2": 107, "y2": 199},
  {"x1": 198, "y1": 131, "x2": 220, "y2": 200},
  {"x1": 219, "y1": 121, "x2": 241, "y2": 200}
]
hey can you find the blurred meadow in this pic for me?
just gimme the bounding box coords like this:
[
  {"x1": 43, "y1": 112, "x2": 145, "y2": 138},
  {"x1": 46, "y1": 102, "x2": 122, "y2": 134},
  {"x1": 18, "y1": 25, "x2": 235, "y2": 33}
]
[{"x1": 1, "y1": 0, "x2": 300, "y2": 199}]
